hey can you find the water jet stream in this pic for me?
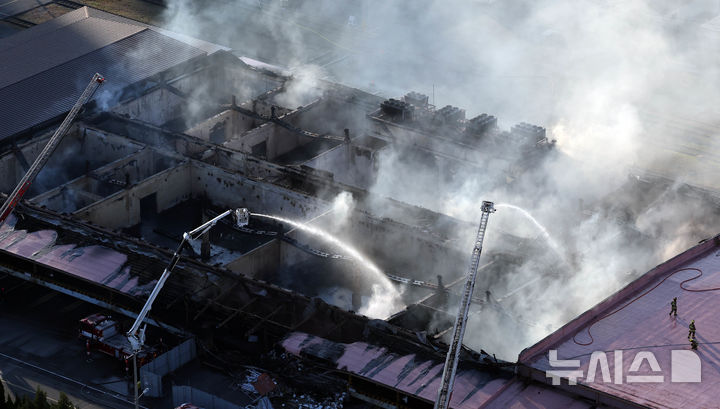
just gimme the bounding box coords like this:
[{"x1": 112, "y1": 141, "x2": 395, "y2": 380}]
[
  {"x1": 250, "y1": 213, "x2": 402, "y2": 318},
  {"x1": 496, "y1": 203, "x2": 569, "y2": 265}
]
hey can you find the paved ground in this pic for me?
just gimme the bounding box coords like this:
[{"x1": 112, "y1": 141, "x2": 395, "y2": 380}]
[
  {"x1": 0, "y1": 274, "x2": 261, "y2": 408},
  {"x1": 0, "y1": 275, "x2": 146, "y2": 408}
]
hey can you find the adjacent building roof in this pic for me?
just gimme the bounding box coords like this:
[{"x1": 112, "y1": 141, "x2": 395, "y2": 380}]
[
  {"x1": 0, "y1": 7, "x2": 225, "y2": 142},
  {"x1": 283, "y1": 331, "x2": 599, "y2": 408},
  {"x1": 0, "y1": 214, "x2": 145, "y2": 296},
  {"x1": 283, "y1": 331, "x2": 512, "y2": 409},
  {"x1": 482, "y1": 379, "x2": 594, "y2": 409},
  {"x1": 0, "y1": 7, "x2": 145, "y2": 88},
  {"x1": 519, "y1": 236, "x2": 720, "y2": 408}
]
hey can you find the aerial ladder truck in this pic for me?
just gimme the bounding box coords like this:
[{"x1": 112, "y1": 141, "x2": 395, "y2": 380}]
[
  {"x1": 124, "y1": 208, "x2": 249, "y2": 408},
  {"x1": 0, "y1": 73, "x2": 105, "y2": 225},
  {"x1": 434, "y1": 201, "x2": 495, "y2": 409}
]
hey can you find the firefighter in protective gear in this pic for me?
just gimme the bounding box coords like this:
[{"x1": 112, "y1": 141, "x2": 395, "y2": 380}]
[
  {"x1": 669, "y1": 297, "x2": 677, "y2": 316},
  {"x1": 688, "y1": 320, "x2": 696, "y2": 339},
  {"x1": 690, "y1": 337, "x2": 698, "y2": 350}
]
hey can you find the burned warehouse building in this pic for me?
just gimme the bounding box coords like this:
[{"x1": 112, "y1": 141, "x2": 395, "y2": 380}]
[{"x1": 2, "y1": 2, "x2": 720, "y2": 409}]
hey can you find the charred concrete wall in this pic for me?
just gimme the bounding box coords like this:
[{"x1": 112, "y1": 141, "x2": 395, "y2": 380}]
[
  {"x1": 84, "y1": 114, "x2": 299, "y2": 183},
  {"x1": 32, "y1": 180, "x2": 106, "y2": 214},
  {"x1": 302, "y1": 143, "x2": 378, "y2": 189},
  {"x1": 30, "y1": 148, "x2": 178, "y2": 214},
  {"x1": 0, "y1": 125, "x2": 143, "y2": 194},
  {"x1": 208, "y1": 147, "x2": 290, "y2": 182},
  {"x1": 185, "y1": 109, "x2": 265, "y2": 144},
  {"x1": 95, "y1": 148, "x2": 178, "y2": 186},
  {"x1": 32, "y1": 177, "x2": 116, "y2": 213},
  {"x1": 83, "y1": 116, "x2": 214, "y2": 159},
  {"x1": 141, "y1": 59, "x2": 283, "y2": 109},
  {"x1": 77, "y1": 160, "x2": 327, "y2": 230},
  {"x1": 222, "y1": 64, "x2": 284, "y2": 104},
  {"x1": 78, "y1": 162, "x2": 193, "y2": 229},
  {"x1": 189, "y1": 161, "x2": 326, "y2": 218},
  {"x1": 240, "y1": 96, "x2": 292, "y2": 118},
  {"x1": 291, "y1": 97, "x2": 369, "y2": 137},
  {"x1": 223, "y1": 122, "x2": 269, "y2": 157},
  {"x1": 224, "y1": 121, "x2": 313, "y2": 161},
  {"x1": 225, "y1": 239, "x2": 281, "y2": 278},
  {"x1": 113, "y1": 87, "x2": 187, "y2": 126},
  {"x1": 171, "y1": 64, "x2": 227, "y2": 102},
  {"x1": 309, "y1": 209, "x2": 467, "y2": 282},
  {"x1": 222, "y1": 100, "x2": 324, "y2": 160}
]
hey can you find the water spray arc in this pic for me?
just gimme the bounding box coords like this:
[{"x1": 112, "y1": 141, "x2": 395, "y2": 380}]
[
  {"x1": 249, "y1": 212, "x2": 401, "y2": 318},
  {"x1": 496, "y1": 203, "x2": 569, "y2": 265},
  {"x1": 434, "y1": 201, "x2": 495, "y2": 409}
]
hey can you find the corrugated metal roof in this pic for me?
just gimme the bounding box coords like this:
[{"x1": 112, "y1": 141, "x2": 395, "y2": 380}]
[
  {"x1": 522, "y1": 238, "x2": 720, "y2": 408},
  {"x1": 0, "y1": 16, "x2": 145, "y2": 88},
  {"x1": 283, "y1": 332, "x2": 511, "y2": 409},
  {"x1": 0, "y1": 211, "x2": 195, "y2": 303},
  {"x1": 149, "y1": 26, "x2": 230, "y2": 55},
  {"x1": 0, "y1": 214, "x2": 139, "y2": 295},
  {"x1": 0, "y1": 7, "x2": 91, "y2": 51},
  {"x1": 482, "y1": 380, "x2": 593, "y2": 409},
  {"x1": 0, "y1": 7, "x2": 164, "y2": 52},
  {"x1": 0, "y1": 7, "x2": 225, "y2": 71},
  {"x1": 0, "y1": 28, "x2": 206, "y2": 141}
]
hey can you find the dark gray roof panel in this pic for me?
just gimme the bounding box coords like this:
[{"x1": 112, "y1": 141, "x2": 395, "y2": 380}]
[
  {"x1": 0, "y1": 15, "x2": 144, "y2": 88},
  {"x1": 0, "y1": 29, "x2": 206, "y2": 141},
  {"x1": 0, "y1": 7, "x2": 91, "y2": 51},
  {"x1": 0, "y1": 7, "x2": 152, "y2": 53}
]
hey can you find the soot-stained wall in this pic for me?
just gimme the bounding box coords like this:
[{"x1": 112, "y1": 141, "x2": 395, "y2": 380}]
[
  {"x1": 0, "y1": 125, "x2": 143, "y2": 194},
  {"x1": 78, "y1": 161, "x2": 328, "y2": 230}
]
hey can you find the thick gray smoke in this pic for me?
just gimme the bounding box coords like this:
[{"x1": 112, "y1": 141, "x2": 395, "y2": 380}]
[{"x1": 159, "y1": 0, "x2": 720, "y2": 359}]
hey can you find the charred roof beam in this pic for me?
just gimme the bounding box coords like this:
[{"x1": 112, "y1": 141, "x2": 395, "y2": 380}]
[{"x1": 229, "y1": 104, "x2": 345, "y2": 142}]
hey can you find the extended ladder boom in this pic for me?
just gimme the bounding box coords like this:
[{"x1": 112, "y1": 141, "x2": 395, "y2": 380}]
[
  {"x1": 126, "y1": 208, "x2": 250, "y2": 352},
  {"x1": 0, "y1": 73, "x2": 105, "y2": 224},
  {"x1": 434, "y1": 201, "x2": 495, "y2": 409}
]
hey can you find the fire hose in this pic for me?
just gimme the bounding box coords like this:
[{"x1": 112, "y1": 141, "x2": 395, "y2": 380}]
[{"x1": 573, "y1": 267, "x2": 720, "y2": 346}]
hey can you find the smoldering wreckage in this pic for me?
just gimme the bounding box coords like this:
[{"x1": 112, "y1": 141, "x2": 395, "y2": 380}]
[{"x1": 2, "y1": 2, "x2": 720, "y2": 409}]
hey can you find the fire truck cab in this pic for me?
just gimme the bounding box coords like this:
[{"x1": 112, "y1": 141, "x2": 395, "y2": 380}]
[{"x1": 79, "y1": 313, "x2": 157, "y2": 370}]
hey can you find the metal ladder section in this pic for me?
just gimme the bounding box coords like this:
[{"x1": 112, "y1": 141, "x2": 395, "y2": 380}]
[
  {"x1": 434, "y1": 201, "x2": 495, "y2": 409},
  {"x1": 0, "y1": 73, "x2": 104, "y2": 224}
]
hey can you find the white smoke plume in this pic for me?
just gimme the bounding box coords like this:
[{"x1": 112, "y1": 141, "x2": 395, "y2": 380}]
[
  {"x1": 158, "y1": 0, "x2": 720, "y2": 359},
  {"x1": 324, "y1": 191, "x2": 405, "y2": 319}
]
